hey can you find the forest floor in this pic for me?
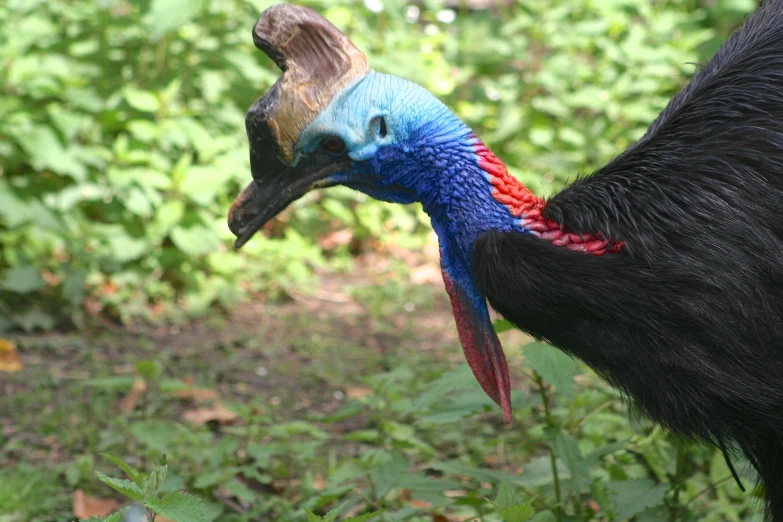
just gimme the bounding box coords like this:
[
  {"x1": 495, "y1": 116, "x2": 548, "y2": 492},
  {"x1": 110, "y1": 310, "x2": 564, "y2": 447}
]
[
  {"x1": 0, "y1": 240, "x2": 535, "y2": 521},
  {"x1": 0, "y1": 241, "x2": 752, "y2": 522}
]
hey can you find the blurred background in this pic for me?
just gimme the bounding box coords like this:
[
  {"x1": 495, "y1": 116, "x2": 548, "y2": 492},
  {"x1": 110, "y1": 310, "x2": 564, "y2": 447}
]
[{"x1": 0, "y1": 0, "x2": 764, "y2": 521}]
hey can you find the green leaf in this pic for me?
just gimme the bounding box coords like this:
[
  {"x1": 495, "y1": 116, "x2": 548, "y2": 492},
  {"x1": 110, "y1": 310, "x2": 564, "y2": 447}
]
[
  {"x1": 16, "y1": 126, "x2": 86, "y2": 180},
  {"x1": 488, "y1": 483, "x2": 536, "y2": 522},
  {"x1": 544, "y1": 427, "x2": 590, "y2": 493},
  {"x1": 524, "y1": 342, "x2": 579, "y2": 397},
  {"x1": 108, "y1": 234, "x2": 149, "y2": 263},
  {"x1": 493, "y1": 319, "x2": 515, "y2": 333},
  {"x1": 11, "y1": 309, "x2": 55, "y2": 332},
  {"x1": 345, "y1": 512, "x2": 385, "y2": 522},
  {"x1": 124, "y1": 88, "x2": 160, "y2": 112},
  {"x1": 135, "y1": 359, "x2": 163, "y2": 382},
  {"x1": 144, "y1": 463, "x2": 168, "y2": 497},
  {"x1": 370, "y1": 451, "x2": 409, "y2": 498},
  {"x1": 85, "y1": 506, "x2": 130, "y2": 522},
  {"x1": 1, "y1": 267, "x2": 45, "y2": 294},
  {"x1": 99, "y1": 454, "x2": 144, "y2": 487},
  {"x1": 528, "y1": 511, "x2": 557, "y2": 522},
  {"x1": 144, "y1": 0, "x2": 207, "y2": 40},
  {"x1": 304, "y1": 508, "x2": 324, "y2": 522},
  {"x1": 608, "y1": 479, "x2": 668, "y2": 520},
  {"x1": 171, "y1": 224, "x2": 220, "y2": 256},
  {"x1": 322, "y1": 502, "x2": 349, "y2": 522},
  {"x1": 145, "y1": 491, "x2": 207, "y2": 522},
  {"x1": 94, "y1": 472, "x2": 144, "y2": 501},
  {"x1": 84, "y1": 376, "x2": 137, "y2": 390}
]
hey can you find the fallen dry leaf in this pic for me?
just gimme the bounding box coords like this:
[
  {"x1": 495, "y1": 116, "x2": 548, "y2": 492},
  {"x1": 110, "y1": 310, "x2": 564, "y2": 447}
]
[
  {"x1": 72, "y1": 489, "x2": 122, "y2": 518},
  {"x1": 401, "y1": 489, "x2": 433, "y2": 510},
  {"x1": 119, "y1": 379, "x2": 147, "y2": 413},
  {"x1": 346, "y1": 386, "x2": 373, "y2": 399},
  {"x1": 171, "y1": 387, "x2": 219, "y2": 402},
  {"x1": 0, "y1": 338, "x2": 22, "y2": 373},
  {"x1": 182, "y1": 403, "x2": 238, "y2": 425},
  {"x1": 318, "y1": 229, "x2": 353, "y2": 250},
  {"x1": 312, "y1": 471, "x2": 326, "y2": 490}
]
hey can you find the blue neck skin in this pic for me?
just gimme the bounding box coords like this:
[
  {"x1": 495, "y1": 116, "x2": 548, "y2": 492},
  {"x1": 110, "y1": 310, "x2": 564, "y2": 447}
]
[{"x1": 355, "y1": 119, "x2": 526, "y2": 275}]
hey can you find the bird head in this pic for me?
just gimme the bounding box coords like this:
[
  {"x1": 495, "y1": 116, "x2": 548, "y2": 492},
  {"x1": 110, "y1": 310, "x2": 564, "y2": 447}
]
[{"x1": 229, "y1": 4, "x2": 521, "y2": 422}]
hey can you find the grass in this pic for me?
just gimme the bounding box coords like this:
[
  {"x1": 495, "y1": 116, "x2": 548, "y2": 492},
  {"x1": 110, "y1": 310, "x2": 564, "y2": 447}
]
[{"x1": 0, "y1": 250, "x2": 764, "y2": 521}]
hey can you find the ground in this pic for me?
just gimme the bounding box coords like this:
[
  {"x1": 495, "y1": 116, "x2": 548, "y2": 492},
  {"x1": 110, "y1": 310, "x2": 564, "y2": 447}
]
[{"x1": 0, "y1": 242, "x2": 757, "y2": 522}]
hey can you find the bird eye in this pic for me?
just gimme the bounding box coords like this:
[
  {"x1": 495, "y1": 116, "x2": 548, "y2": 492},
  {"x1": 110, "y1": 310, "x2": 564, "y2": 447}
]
[
  {"x1": 320, "y1": 136, "x2": 346, "y2": 155},
  {"x1": 373, "y1": 116, "x2": 388, "y2": 138}
]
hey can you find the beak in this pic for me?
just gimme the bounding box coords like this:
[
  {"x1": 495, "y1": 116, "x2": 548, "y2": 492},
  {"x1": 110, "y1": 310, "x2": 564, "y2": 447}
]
[
  {"x1": 228, "y1": 4, "x2": 369, "y2": 249},
  {"x1": 228, "y1": 143, "x2": 350, "y2": 249}
]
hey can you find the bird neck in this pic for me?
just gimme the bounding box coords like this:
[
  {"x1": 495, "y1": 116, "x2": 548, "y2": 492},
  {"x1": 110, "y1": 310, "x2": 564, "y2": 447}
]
[
  {"x1": 411, "y1": 135, "x2": 538, "y2": 264},
  {"x1": 417, "y1": 135, "x2": 616, "y2": 274}
]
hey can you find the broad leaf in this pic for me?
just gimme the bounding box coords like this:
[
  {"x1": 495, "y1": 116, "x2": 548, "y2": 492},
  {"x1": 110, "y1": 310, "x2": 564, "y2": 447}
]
[
  {"x1": 346, "y1": 512, "x2": 385, "y2": 522},
  {"x1": 145, "y1": 491, "x2": 207, "y2": 522},
  {"x1": 544, "y1": 427, "x2": 590, "y2": 493},
  {"x1": 489, "y1": 483, "x2": 536, "y2": 522},
  {"x1": 493, "y1": 319, "x2": 515, "y2": 333},
  {"x1": 523, "y1": 342, "x2": 579, "y2": 397},
  {"x1": 94, "y1": 472, "x2": 144, "y2": 501},
  {"x1": 1, "y1": 267, "x2": 44, "y2": 294},
  {"x1": 608, "y1": 479, "x2": 668, "y2": 520},
  {"x1": 144, "y1": 0, "x2": 207, "y2": 40},
  {"x1": 99, "y1": 454, "x2": 144, "y2": 487}
]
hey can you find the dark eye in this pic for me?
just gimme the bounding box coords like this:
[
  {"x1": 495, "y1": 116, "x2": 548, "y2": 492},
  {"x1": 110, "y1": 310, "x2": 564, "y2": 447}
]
[
  {"x1": 373, "y1": 116, "x2": 388, "y2": 138},
  {"x1": 320, "y1": 136, "x2": 346, "y2": 155}
]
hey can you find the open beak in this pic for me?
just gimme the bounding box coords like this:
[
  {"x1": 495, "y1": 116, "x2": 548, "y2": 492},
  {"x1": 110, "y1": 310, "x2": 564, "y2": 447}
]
[{"x1": 228, "y1": 4, "x2": 369, "y2": 249}]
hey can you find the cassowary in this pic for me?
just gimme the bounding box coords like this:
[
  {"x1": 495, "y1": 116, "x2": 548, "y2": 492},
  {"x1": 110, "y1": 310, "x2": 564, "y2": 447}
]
[{"x1": 228, "y1": 3, "x2": 783, "y2": 518}]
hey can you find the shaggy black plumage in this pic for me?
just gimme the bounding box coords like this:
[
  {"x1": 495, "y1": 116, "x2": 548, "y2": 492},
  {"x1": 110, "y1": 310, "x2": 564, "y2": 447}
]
[{"x1": 473, "y1": 1, "x2": 783, "y2": 517}]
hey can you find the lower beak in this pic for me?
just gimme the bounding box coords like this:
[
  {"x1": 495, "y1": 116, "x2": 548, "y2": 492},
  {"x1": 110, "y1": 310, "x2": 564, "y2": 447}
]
[
  {"x1": 228, "y1": 180, "x2": 288, "y2": 249},
  {"x1": 228, "y1": 160, "x2": 348, "y2": 249}
]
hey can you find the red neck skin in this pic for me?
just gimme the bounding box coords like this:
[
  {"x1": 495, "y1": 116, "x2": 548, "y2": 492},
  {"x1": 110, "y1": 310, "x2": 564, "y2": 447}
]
[{"x1": 474, "y1": 141, "x2": 621, "y2": 256}]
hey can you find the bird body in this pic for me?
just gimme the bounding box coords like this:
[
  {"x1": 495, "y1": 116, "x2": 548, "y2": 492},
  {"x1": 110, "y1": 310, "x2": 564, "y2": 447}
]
[{"x1": 230, "y1": 2, "x2": 783, "y2": 518}]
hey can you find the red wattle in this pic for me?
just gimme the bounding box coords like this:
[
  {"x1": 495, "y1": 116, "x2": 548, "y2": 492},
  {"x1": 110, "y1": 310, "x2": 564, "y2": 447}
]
[
  {"x1": 473, "y1": 139, "x2": 622, "y2": 256},
  {"x1": 442, "y1": 270, "x2": 513, "y2": 423}
]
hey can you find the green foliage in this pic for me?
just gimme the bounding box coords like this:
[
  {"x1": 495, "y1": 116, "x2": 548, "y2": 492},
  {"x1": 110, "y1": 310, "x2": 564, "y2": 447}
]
[
  {"x1": 0, "y1": 466, "x2": 64, "y2": 520},
  {"x1": 91, "y1": 454, "x2": 206, "y2": 522},
  {"x1": 0, "y1": 0, "x2": 755, "y2": 330},
  {"x1": 85, "y1": 507, "x2": 131, "y2": 522},
  {"x1": 303, "y1": 504, "x2": 384, "y2": 522},
  {"x1": 489, "y1": 483, "x2": 536, "y2": 522},
  {"x1": 0, "y1": 316, "x2": 760, "y2": 520}
]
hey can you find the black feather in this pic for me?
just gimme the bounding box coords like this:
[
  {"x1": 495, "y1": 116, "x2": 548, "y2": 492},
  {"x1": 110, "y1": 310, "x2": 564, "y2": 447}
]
[{"x1": 473, "y1": 1, "x2": 783, "y2": 518}]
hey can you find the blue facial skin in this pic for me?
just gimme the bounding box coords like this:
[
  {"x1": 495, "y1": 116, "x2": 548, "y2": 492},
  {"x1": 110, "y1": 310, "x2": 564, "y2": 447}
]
[{"x1": 297, "y1": 71, "x2": 526, "y2": 271}]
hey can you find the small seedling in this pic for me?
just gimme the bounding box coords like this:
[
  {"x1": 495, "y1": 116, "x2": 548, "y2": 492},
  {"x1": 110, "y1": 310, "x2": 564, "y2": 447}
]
[{"x1": 89, "y1": 454, "x2": 206, "y2": 522}]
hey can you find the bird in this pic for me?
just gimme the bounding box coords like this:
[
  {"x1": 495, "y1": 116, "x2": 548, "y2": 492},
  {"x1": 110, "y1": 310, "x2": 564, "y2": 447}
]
[{"x1": 228, "y1": 2, "x2": 783, "y2": 518}]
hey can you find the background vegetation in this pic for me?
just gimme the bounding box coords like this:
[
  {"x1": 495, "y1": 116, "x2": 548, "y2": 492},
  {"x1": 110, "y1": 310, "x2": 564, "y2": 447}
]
[{"x1": 0, "y1": 0, "x2": 764, "y2": 521}]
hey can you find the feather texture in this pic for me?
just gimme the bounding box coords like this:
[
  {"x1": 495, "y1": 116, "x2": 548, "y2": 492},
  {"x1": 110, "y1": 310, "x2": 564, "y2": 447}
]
[{"x1": 473, "y1": 1, "x2": 783, "y2": 518}]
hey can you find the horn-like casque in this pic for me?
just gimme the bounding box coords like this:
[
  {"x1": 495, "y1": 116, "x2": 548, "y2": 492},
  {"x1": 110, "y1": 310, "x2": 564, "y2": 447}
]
[{"x1": 249, "y1": 4, "x2": 370, "y2": 163}]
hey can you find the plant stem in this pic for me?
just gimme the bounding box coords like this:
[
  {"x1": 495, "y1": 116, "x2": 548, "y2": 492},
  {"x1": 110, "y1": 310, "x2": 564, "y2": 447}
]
[
  {"x1": 685, "y1": 476, "x2": 732, "y2": 506},
  {"x1": 534, "y1": 371, "x2": 563, "y2": 517},
  {"x1": 669, "y1": 437, "x2": 687, "y2": 522}
]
